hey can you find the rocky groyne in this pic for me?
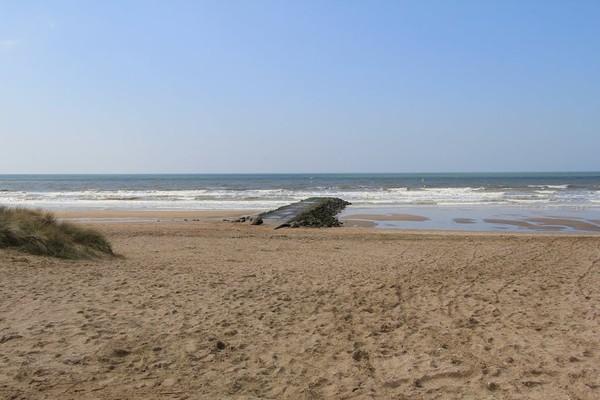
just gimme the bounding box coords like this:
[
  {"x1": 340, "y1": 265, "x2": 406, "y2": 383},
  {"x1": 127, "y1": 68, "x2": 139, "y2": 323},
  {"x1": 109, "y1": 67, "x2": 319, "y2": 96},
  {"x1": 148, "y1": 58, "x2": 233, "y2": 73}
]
[
  {"x1": 253, "y1": 197, "x2": 351, "y2": 229},
  {"x1": 284, "y1": 197, "x2": 351, "y2": 228}
]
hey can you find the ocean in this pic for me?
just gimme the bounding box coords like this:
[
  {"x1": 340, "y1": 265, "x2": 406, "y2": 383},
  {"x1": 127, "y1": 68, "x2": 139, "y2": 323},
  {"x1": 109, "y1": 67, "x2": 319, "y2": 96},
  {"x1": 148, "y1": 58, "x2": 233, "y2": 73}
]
[{"x1": 1, "y1": 172, "x2": 599, "y2": 212}]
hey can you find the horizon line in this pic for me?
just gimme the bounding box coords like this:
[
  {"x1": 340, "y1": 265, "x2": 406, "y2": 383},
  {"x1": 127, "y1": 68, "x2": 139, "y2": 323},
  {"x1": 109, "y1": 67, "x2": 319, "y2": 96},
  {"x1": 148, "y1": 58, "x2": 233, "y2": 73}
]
[{"x1": 1, "y1": 171, "x2": 599, "y2": 176}]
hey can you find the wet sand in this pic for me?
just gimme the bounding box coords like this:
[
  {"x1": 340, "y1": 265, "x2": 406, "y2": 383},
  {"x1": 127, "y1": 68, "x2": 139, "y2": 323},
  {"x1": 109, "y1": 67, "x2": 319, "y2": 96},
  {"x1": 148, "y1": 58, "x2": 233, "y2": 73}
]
[
  {"x1": 1, "y1": 214, "x2": 599, "y2": 399},
  {"x1": 54, "y1": 210, "x2": 254, "y2": 221},
  {"x1": 345, "y1": 214, "x2": 429, "y2": 222},
  {"x1": 342, "y1": 208, "x2": 600, "y2": 233}
]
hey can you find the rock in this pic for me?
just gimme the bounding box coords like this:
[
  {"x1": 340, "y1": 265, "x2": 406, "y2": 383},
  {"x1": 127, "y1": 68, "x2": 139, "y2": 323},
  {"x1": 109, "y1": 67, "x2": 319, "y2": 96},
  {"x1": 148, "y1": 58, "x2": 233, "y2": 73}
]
[
  {"x1": 288, "y1": 198, "x2": 351, "y2": 228},
  {"x1": 251, "y1": 217, "x2": 263, "y2": 225}
]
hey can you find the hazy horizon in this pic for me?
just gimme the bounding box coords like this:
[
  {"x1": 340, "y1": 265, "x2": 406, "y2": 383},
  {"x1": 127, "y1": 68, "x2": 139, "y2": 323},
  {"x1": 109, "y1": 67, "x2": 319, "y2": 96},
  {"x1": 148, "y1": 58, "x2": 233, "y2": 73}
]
[
  {"x1": 1, "y1": 171, "x2": 600, "y2": 176},
  {"x1": 2, "y1": 1, "x2": 599, "y2": 174}
]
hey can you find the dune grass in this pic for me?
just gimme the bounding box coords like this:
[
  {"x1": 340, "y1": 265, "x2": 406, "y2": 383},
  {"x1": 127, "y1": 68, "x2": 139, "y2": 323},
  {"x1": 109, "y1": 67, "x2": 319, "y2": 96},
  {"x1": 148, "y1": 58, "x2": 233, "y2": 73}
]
[{"x1": 0, "y1": 206, "x2": 114, "y2": 259}]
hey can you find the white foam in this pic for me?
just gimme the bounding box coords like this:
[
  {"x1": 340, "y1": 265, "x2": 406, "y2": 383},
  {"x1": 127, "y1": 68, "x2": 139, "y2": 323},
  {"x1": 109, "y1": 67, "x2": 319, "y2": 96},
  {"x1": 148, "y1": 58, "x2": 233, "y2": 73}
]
[{"x1": 1, "y1": 186, "x2": 599, "y2": 211}]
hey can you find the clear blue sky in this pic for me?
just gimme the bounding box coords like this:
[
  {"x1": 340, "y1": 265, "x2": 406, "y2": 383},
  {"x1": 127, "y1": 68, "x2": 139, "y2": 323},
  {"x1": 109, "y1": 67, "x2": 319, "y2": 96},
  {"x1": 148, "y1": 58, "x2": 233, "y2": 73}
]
[{"x1": 1, "y1": 0, "x2": 599, "y2": 173}]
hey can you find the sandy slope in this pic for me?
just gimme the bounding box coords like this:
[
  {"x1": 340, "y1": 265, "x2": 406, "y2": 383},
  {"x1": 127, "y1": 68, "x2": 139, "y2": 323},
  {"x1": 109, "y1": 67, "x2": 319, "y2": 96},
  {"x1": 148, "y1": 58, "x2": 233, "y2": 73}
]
[{"x1": 1, "y1": 220, "x2": 599, "y2": 399}]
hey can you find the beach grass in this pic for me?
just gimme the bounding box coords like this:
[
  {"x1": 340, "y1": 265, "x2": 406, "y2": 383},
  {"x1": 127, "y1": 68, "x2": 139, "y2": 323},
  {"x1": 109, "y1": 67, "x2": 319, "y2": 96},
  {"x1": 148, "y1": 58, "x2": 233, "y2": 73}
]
[{"x1": 0, "y1": 206, "x2": 114, "y2": 259}]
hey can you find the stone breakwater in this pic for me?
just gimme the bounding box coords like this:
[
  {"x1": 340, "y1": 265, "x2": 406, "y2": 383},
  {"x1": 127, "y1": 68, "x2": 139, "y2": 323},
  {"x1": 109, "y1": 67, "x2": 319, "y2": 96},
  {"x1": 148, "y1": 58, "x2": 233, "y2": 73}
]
[
  {"x1": 284, "y1": 197, "x2": 351, "y2": 228},
  {"x1": 228, "y1": 198, "x2": 352, "y2": 229}
]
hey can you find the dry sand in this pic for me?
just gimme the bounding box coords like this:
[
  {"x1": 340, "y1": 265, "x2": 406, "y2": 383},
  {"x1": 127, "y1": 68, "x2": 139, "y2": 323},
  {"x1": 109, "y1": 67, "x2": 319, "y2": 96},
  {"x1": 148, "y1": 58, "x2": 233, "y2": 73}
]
[{"x1": 1, "y1": 214, "x2": 599, "y2": 399}]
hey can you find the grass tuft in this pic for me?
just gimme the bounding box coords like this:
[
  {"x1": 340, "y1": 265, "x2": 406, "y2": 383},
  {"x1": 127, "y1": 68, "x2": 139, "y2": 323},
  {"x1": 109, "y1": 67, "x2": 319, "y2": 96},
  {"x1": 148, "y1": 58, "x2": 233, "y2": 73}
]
[{"x1": 0, "y1": 206, "x2": 115, "y2": 259}]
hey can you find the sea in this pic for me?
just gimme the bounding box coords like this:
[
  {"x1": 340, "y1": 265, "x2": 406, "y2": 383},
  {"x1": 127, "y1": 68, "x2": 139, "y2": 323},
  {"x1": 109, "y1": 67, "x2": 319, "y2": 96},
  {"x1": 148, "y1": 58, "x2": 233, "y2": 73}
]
[
  {"x1": 1, "y1": 172, "x2": 599, "y2": 211},
  {"x1": 1, "y1": 173, "x2": 600, "y2": 231}
]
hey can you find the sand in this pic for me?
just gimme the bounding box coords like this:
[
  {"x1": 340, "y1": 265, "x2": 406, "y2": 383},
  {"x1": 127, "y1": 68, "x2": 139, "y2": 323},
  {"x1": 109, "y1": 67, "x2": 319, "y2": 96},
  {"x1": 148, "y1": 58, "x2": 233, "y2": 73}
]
[{"x1": 1, "y1": 214, "x2": 599, "y2": 399}]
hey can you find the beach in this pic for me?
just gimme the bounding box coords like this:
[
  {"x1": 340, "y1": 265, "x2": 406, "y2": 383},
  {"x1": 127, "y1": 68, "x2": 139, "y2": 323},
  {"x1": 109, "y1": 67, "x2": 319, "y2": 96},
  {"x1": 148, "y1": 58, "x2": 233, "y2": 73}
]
[
  {"x1": 4, "y1": 0, "x2": 600, "y2": 397},
  {"x1": 1, "y1": 212, "x2": 599, "y2": 399}
]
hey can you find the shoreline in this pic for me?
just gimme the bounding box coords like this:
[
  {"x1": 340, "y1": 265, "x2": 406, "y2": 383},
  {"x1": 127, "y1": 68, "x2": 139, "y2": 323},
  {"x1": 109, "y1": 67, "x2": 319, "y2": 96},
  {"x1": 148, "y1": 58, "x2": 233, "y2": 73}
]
[
  {"x1": 341, "y1": 205, "x2": 600, "y2": 233},
  {"x1": 54, "y1": 209, "x2": 257, "y2": 221},
  {"x1": 50, "y1": 207, "x2": 600, "y2": 234}
]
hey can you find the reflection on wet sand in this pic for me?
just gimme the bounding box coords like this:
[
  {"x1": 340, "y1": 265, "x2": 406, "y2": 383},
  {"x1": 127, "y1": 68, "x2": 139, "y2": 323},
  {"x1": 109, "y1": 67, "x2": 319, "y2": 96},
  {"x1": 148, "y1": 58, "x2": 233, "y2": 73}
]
[
  {"x1": 453, "y1": 218, "x2": 476, "y2": 224},
  {"x1": 487, "y1": 217, "x2": 600, "y2": 232},
  {"x1": 342, "y1": 209, "x2": 600, "y2": 233},
  {"x1": 344, "y1": 214, "x2": 429, "y2": 221}
]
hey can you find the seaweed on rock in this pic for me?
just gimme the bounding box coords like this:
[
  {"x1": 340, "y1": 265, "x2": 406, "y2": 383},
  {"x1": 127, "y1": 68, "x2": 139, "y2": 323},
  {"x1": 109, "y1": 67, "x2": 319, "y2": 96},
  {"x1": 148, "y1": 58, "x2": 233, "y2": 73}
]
[{"x1": 287, "y1": 197, "x2": 351, "y2": 228}]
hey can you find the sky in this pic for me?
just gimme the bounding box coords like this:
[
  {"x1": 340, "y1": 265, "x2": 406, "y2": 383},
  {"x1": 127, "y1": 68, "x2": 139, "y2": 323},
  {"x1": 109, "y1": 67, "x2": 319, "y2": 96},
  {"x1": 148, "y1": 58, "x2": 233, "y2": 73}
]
[{"x1": 1, "y1": 0, "x2": 599, "y2": 174}]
